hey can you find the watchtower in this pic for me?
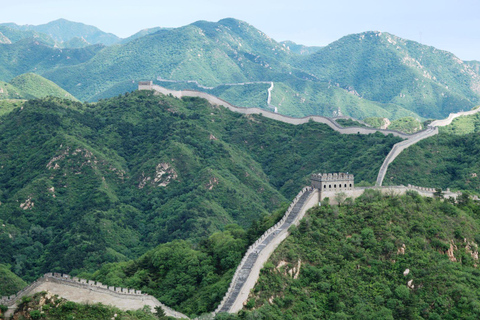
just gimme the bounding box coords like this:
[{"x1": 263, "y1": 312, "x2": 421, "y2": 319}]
[
  {"x1": 311, "y1": 173, "x2": 354, "y2": 193},
  {"x1": 138, "y1": 81, "x2": 153, "y2": 89}
]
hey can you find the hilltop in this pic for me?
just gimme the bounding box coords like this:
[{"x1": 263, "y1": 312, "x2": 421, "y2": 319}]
[
  {"x1": 0, "y1": 19, "x2": 120, "y2": 47},
  {"x1": 298, "y1": 31, "x2": 480, "y2": 119},
  {"x1": 0, "y1": 73, "x2": 77, "y2": 100}
]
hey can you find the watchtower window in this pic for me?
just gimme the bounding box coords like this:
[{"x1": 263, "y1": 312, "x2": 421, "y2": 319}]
[
  {"x1": 334, "y1": 184, "x2": 336, "y2": 188},
  {"x1": 329, "y1": 185, "x2": 331, "y2": 188},
  {"x1": 344, "y1": 184, "x2": 347, "y2": 187},
  {"x1": 349, "y1": 184, "x2": 352, "y2": 187},
  {"x1": 324, "y1": 185, "x2": 326, "y2": 189}
]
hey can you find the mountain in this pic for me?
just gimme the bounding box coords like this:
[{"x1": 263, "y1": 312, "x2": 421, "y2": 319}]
[
  {"x1": 120, "y1": 27, "x2": 163, "y2": 44},
  {"x1": 466, "y1": 60, "x2": 480, "y2": 76},
  {"x1": 0, "y1": 91, "x2": 399, "y2": 281},
  {"x1": 0, "y1": 19, "x2": 120, "y2": 46},
  {"x1": 0, "y1": 39, "x2": 103, "y2": 81},
  {"x1": 0, "y1": 25, "x2": 57, "y2": 47},
  {"x1": 298, "y1": 31, "x2": 480, "y2": 119},
  {"x1": 4, "y1": 73, "x2": 77, "y2": 100},
  {"x1": 41, "y1": 18, "x2": 299, "y2": 101},
  {"x1": 280, "y1": 40, "x2": 322, "y2": 55},
  {"x1": 1, "y1": 18, "x2": 479, "y2": 120},
  {"x1": 0, "y1": 31, "x2": 11, "y2": 44}
]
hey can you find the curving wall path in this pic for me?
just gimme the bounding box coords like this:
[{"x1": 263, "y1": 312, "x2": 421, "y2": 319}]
[
  {"x1": 376, "y1": 107, "x2": 480, "y2": 186},
  {"x1": 214, "y1": 187, "x2": 318, "y2": 314},
  {"x1": 144, "y1": 83, "x2": 479, "y2": 188},
  {"x1": 140, "y1": 83, "x2": 420, "y2": 139}
]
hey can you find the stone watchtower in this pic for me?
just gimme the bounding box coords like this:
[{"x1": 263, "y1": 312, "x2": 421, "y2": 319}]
[{"x1": 311, "y1": 173, "x2": 354, "y2": 202}]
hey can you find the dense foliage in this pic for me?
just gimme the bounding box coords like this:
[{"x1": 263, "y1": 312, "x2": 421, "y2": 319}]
[
  {"x1": 388, "y1": 117, "x2": 423, "y2": 134},
  {"x1": 86, "y1": 207, "x2": 286, "y2": 318},
  {"x1": 220, "y1": 191, "x2": 480, "y2": 319},
  {"x1": 387, "y1": 112, "x2": 480, "y2": 192},
  {"x1": 0, "y1": 91, "x2": 399, "y2": 282}
]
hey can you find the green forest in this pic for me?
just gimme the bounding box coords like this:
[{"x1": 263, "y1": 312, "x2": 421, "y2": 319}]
[
  {"x1": 218, "y1": 190, "x2": 480, "y2": 319},
  {"x1": 0, "y1": 91, "x2": 399, "y2": 287}
]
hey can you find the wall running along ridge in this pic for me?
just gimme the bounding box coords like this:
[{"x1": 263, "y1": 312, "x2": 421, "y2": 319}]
[{"x1": 138, "y1": 82, "x2": 416, "y2": 139}]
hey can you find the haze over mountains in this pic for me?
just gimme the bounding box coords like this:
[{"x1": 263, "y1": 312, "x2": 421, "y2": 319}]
[{"x1": 0, "y1": 18, "x2": 479, "y2": 120}]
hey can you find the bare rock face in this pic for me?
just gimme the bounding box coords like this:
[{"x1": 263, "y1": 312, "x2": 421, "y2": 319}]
[
  {"x1": 380, "y1": 118, "x2": 391, "y2": 129},
  {"x1": 138, "y1": 162, "x2": 178, "y2": 189},
  {"x1": 447, "y1": 241, "x2": 457, "y2": 262}
]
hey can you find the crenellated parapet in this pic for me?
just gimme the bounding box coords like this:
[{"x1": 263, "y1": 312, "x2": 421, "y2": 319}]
[
  {"x1": 0, "y1": 273, "x2": 143, "y2": 307},
  {"x1": 0, "y1": 273, "x2": 188, "y2": 319}
]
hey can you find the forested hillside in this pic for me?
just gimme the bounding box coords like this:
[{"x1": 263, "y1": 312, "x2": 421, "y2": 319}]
[
  {"x1": 0, "y1": 90, "x2": 399, "y2": 283},
  {"x1": 220, "y1": 190, "x2": 480, "y2": 319},
  {"x1": 298, "y1": 31, "x2": 480, "y2": 119}
]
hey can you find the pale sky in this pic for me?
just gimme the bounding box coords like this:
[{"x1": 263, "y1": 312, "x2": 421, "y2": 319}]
[{"x1": 1, "y1": 0, "x2": 479, "y2": 61}]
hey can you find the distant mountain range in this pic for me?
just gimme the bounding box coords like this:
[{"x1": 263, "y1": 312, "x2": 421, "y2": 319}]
[{"x1": 0, "y1": 18, "x2": 479, "y2": 120}]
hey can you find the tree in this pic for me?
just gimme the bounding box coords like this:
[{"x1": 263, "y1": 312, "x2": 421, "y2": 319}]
[
  {"x1": 434, "y1": 188, "x2": 444, "y2": 199},
  {"x1": 155, "y1": 306, "x2": 166, "y2": 318}
]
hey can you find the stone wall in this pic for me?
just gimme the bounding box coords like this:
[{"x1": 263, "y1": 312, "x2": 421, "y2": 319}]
[
  {"x1": 320, "y1": 185, "x2": 461, "y2": 205},
  {"x1": 140, "y1": 84, "x2": 423, "y2": 139},
  {"x1": 214, "y1": 187, "x2": 318, "y2": 314},
  {"x1": 0, "y1": 273, "x2": 188, "y2": 319},
  {"x1": 376, "y1": 127, "x2": 438, "y2": 186}
]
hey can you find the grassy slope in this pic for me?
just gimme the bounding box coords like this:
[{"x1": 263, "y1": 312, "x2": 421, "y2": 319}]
[
  {"x1": 223, "y1": 191, "x2": 480, "y2": 320},
  {"x1": 9, "y1": 73, "x2": 78, "y2": 100},
  {"x1": 0, "y1": 100, "x2": 25, "y2": 117},
  {"x1": 0, "y1": 264, "x2": 27, "y2": 296},
  {"x1": 0, "y1": 39, "x2": 103, "y2": 81},
  {"x1": 386, "y1": 112, "x2": 480, "y2": 192}
]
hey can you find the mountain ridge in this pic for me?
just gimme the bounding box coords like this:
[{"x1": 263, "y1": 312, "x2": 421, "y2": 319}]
[{"x1": 0, "y1": 18, "x2": 479, "y2": 120}]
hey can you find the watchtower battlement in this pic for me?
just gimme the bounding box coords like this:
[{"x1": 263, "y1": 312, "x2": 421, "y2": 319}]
[{"x1": 311, "y1": 172, "x2": 354, "y2": 193}]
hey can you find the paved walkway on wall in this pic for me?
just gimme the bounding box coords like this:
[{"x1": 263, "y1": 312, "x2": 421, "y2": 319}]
[{"x1": 215, "y1": 188, "x2": 317, "y2": 314}]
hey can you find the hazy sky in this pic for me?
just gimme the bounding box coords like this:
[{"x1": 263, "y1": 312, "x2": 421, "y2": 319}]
[{"x1": 1, "y1": 0, "x2": 479, "y2": 60}]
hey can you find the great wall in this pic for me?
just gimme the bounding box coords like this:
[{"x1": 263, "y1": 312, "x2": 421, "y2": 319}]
[
  {"x1": 2, "y1": 83, "x2": 479, "y2": 319},
  {"x1": 0, "y1": 273, "x2": 188, "y2": 319}
]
